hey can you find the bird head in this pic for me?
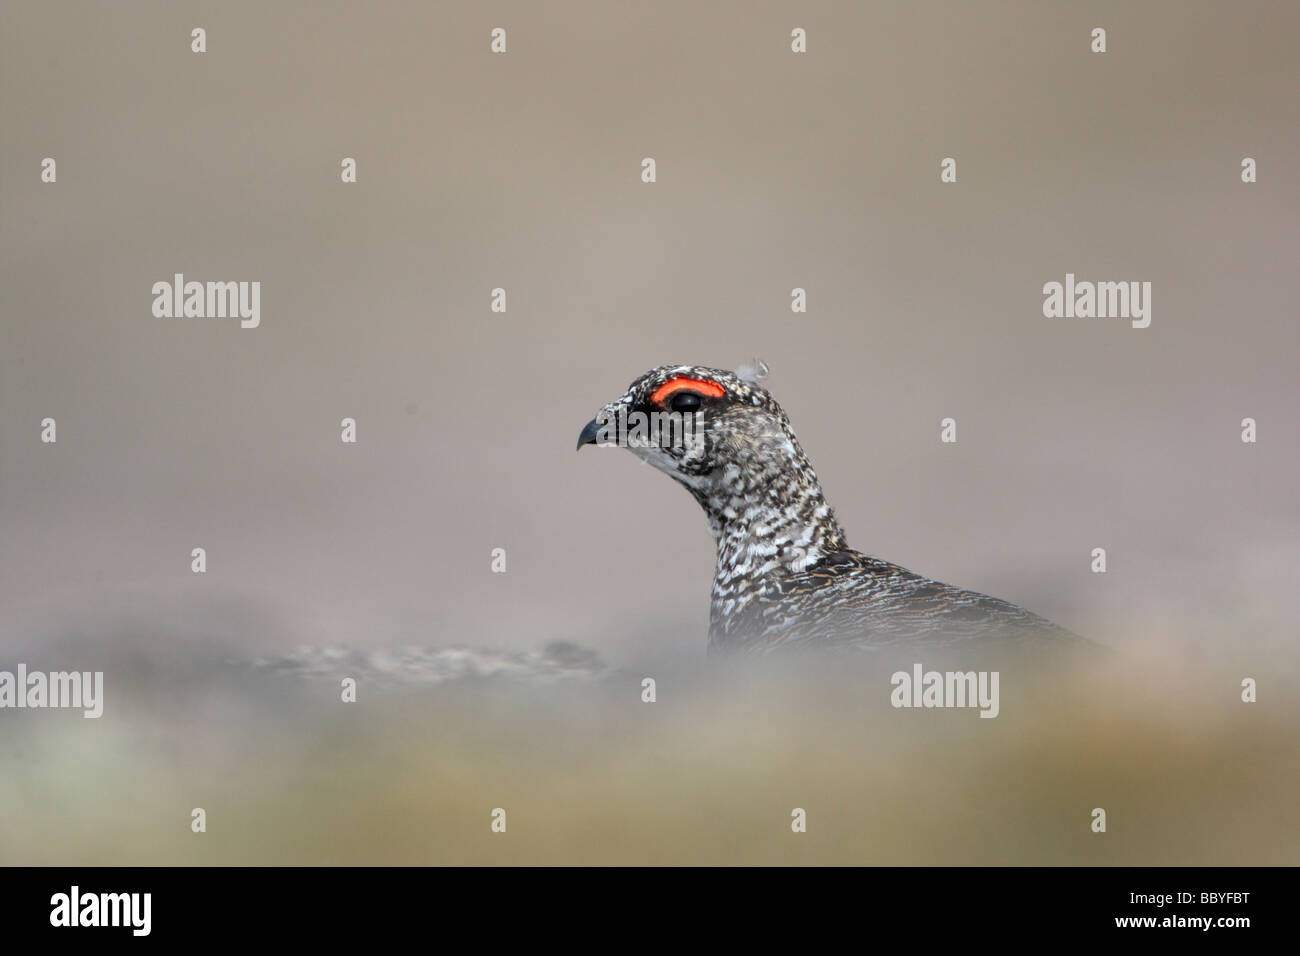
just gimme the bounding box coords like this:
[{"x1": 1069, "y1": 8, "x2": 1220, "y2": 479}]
[
  {"x1": 576, "y1": 364, "x2": 808, "y2": 492},
  {"x1": 578, "y1": 364, "x2": 848, "y2": 576}
]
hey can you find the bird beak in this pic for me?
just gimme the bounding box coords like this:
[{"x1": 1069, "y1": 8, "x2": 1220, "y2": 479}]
[{"x1": 576, "y1": 418, "x2": 601, "y2": 451}]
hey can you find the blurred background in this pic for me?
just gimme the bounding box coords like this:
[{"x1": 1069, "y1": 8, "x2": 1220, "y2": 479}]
[{"x1": 1, "y1": 0, "x2": 1296, "y2": 864}]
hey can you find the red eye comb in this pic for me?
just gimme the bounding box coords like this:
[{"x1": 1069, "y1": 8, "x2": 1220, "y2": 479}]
[{"x1": 649, "y1": 377, "x2": 726, "y2": 405}]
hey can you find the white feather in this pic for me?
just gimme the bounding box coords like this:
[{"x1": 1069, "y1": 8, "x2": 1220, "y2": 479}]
[{"x1": 735, "y1": 359, "x2": 769, "y2": 384}]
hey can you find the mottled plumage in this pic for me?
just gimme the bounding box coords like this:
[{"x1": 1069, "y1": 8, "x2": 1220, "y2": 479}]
[{"x1": 579, "y1": 365, "x2": 1081, "y2": 654}]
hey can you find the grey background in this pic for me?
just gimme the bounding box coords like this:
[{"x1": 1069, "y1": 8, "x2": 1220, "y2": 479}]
[
  {"x1": 0, "y1": 1, "x2": 1296, "y2": 864},
  {"x1": 4, "y1": 2, "x2": 1297, "y2": 665}
]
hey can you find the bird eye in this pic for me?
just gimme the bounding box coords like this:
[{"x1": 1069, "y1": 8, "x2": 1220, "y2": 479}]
[{"x1": 670, "y1": 391, "x2": 702, "y2": 413}]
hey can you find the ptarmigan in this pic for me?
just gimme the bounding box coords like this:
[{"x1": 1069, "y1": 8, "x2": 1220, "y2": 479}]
[{"x1": 578, "y1": 365, "x2": 1083, "y2": 654}]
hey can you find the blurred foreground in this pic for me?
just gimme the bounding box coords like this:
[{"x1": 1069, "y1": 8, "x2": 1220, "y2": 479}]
[{"x1": 1, "y1": 610, "x2": 1294, "y2": 865}]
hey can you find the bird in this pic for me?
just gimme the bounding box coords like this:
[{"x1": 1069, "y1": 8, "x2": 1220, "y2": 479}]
[{"x1": 577, "y1": 364, "x2": 1084, "y2": 655}]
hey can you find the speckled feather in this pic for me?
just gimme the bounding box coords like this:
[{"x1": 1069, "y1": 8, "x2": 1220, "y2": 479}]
[{"x1": 583, "y1": 365, "x2": 1083, "y2": 655}]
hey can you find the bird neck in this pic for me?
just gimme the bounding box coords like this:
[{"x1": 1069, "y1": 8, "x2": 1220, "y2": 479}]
[{"x1": 692, "y1": 448, "x2": 848, "y2": 591}]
